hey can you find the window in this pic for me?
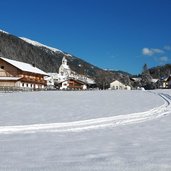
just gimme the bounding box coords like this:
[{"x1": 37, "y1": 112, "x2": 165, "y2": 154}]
[{"x1": 1, "y1": 66, "x2": 4, "y2": 69}]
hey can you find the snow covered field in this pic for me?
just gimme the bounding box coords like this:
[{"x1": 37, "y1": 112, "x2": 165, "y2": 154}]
[{"x1": 0, "y1": 90, "x2": 171, "y2": 170}]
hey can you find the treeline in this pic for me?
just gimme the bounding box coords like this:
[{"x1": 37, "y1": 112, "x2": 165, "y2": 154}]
[{"x1": 149, "y1": 64, "x2": 171, "y2": 79}]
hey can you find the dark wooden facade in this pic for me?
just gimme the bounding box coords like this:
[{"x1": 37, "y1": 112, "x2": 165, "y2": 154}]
[
  {"x1": 60, "y1": 79, "x2": 87, "y2": 90},
  {"x1": 0, "y1": 57, "x2": 47, "y2": 90}
]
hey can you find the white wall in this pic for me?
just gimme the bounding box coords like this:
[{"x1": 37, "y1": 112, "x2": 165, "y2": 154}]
[{"x1": 110, "y1": 80, "x2": 131, "y2": 90}]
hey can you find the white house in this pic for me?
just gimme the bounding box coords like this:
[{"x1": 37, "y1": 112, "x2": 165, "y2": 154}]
[{"x1": 110, "y1": 80, "x2": 131, "y2": 90}]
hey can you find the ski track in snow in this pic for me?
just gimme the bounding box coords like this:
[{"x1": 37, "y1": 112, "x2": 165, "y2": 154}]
[{"x1": 0, "y1": 92, "x2": 171, "y2": 135}]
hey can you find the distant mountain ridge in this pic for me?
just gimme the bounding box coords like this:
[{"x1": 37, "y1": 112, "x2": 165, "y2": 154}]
[{"x1": 0, "y1": 29, "x2": 131, "y2": 88}]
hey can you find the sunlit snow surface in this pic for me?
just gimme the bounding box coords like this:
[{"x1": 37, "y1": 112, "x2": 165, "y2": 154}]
[
  {"x1": 0, "y1": 90, "x2": 171, "y2": 170},
  {"x1": 20, "y1": 37, "x2": 63, "y2": 53}
]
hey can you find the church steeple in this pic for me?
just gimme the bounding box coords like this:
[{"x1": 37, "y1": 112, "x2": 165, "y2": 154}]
[
  {"x1": 62, "y1": 56, "x2": 67, "y2": 65},
  {"x1": 58, "y1": 55, "x2": 71, "y2": 77}
]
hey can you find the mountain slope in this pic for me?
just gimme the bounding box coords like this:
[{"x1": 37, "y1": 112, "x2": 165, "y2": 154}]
[{"x1": 0, "y1": 30, "x2": 131, "y2": 88}]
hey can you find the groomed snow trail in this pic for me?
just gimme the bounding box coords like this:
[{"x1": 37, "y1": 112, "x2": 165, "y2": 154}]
[{"x1": 0, "y1": 92, "x2": 171, "y2": 135}]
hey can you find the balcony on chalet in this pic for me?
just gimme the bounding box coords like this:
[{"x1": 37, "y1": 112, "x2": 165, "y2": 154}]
[{"x1": 21, "y1": 75, "x2": 47, "y2": 85}]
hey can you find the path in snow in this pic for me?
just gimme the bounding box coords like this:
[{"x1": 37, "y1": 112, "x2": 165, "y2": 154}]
[{"x1": 0, "y1": 92, "x2": 171, "y2": 135}]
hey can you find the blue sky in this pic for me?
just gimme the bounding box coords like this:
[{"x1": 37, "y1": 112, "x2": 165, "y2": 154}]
[{"x1": 0, "y1": 0, "x2": 171, "y2": 74}]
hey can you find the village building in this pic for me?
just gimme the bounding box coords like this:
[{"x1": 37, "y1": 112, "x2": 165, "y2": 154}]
[
  {"x1": 44, "y1": 73, "x2": 58, "y2": 89},
  {"x1": 46, "y1": 56, "x2": 96, "y2": 90},
  {"x1": 59, "y1": 78, "x2": 87, "y2": 90},
  {"x1": 162, "y1": 78, "x2": 168, "y2": 88},
  {"x1": 155, "y1": 77, "x2": 170, "y2": 89},
  {"x1": 58, "y1": 56, "x2": 71, "y2": 82},
  {"x1": 162, "y1": 75, "x2": 171, "y2": 89},
  {"x1": 0, "y1": 57, "x2": 48, "y2": 91},
  {"x1": 110, "y1": 80, "x2": 131, "y2": 90},
  {"x1": 130, "y1": 77, "x2": 142, "y2": 89}
]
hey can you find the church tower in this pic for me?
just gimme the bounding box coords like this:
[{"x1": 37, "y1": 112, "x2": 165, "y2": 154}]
[
  {"x1": 58, "y1": 55, "x2": 71, "y2": 78},
  {"x1": 62, "y1": 56, "x2": 67, "y2": 65}
]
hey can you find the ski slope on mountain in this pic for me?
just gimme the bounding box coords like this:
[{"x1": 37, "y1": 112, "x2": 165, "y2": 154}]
[{"x1": 0, "y1": 90, "x2": 171, "y2": 171}]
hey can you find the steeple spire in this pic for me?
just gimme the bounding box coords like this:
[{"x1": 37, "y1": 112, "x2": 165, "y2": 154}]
[{"x1": 62, "y1": 56, "x2": 67, "y2": 65}]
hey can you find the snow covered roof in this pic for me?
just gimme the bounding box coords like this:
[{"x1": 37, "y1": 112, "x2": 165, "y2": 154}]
[
  {"x1": 59, "y1": 78, "x2": 86, "y2": 85},
  {"x1": 0, "y1": 57, "x2": 48, "y2": 76},
  {"x1": 151, "y1": 79, "x2": 159, "y2": 83},
  {"x1": 0, "y1": 77, "x2": 21, "y2": 81},
  {"x1": 86, "y1": 77, "x2": 96, "y2": 84},
  {"x1": 131, "y1": 77, "x2": 142, "y2": 82},
  {"x1": 110, "y1": 80, "x2": 125, "y2": 85}
]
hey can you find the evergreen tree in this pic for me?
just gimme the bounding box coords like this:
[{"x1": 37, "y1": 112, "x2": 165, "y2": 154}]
[
  {"x1": 141, "y1": 64, "x2": 154, "y2": 89},
  {"x1": 143, "y1": 63, "x2": 148, "y2": 73}
]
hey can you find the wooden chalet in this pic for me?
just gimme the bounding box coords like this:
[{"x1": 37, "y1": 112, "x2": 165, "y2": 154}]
[
  {"x1": 59, "y1": 78, "x2": 87, "y2": 90},
  {"x1": 0, "y1": 57, "x2": 48, "y2": 91}
]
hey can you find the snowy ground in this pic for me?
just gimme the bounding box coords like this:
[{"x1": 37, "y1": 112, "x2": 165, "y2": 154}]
[{"x1": 0, "y1": 90, "x2": 171, "y2": 170}]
